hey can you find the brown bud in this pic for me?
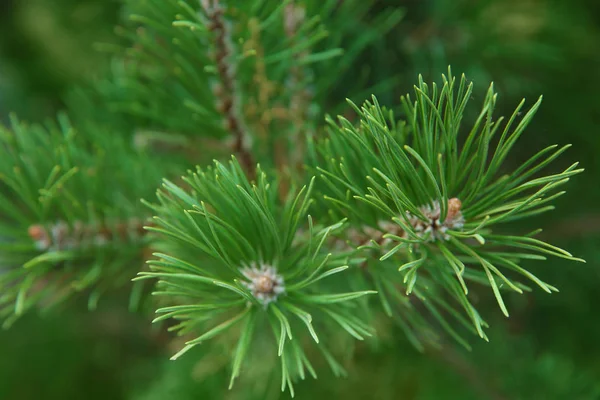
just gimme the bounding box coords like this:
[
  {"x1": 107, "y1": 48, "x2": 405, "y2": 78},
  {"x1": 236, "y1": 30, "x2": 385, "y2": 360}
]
[
  {"x1": 256, "y1": 276, "x2": 274, "y2": 293},
  {"x1": 447, "y1": 197, "x2": 462, "y2": 220},
  {"x1": 28, "y1": 224, "x2": 51, "y2": 249},
  {"x1": 28, "y1": 224, "x2": 47, "y2": 241}
]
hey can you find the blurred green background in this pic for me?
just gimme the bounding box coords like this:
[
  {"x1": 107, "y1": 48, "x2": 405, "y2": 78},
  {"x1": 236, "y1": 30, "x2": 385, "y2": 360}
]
[{"x1": 1, "y1": 0, "x2": 599, "y2": 399}]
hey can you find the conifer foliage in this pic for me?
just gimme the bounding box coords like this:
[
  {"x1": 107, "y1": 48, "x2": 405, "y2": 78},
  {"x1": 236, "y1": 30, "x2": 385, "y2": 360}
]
[{"x1": 0, "y1": 0, "x2": 584, "y2": 397}]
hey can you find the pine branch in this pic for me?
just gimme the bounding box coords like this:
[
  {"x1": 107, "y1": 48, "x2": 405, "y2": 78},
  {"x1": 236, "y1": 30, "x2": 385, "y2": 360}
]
[
  {"x1": 28, "y1": 218, "x2": 146, "y2": 252},
  {"x1": 140, "y1": 158, "x2": 376, "y2": 395},
  {"x1": 0, "y1": 114, "x2": 161, "y2": 325},
  {"x1": 311, "y1": 68, "x2": 583, "y2": 345},
  {"x1": 203, "y1": 0, "x2": 255, "y2": 176}
]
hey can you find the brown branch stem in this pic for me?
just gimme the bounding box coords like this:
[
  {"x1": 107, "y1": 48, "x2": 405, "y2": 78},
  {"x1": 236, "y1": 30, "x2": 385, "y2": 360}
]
[{"x1": 204, "y1": 0, "x2": 256, "y2": 177}]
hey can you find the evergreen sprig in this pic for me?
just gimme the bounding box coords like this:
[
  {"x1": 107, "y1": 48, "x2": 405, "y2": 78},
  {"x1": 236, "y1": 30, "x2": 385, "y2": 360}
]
[
  {"x1": 88, "y1": 0, "x2": 405, "y2": 175},
  {"x1": 138, "y1": 158, "x2": 375, "y2": 396},
  {"x1": 313, "y1": 69, "x2": 583, "y2": 343},
  {"x1": 0, "y1": 114, "x2": 161, "y2": 326},
  {"x1": 94, "y1": 0, "x2": 349, "y2": 170}
]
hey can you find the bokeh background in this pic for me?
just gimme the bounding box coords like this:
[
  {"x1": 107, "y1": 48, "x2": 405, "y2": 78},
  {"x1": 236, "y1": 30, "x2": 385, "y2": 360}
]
[{"x1": 1, "y1": 0, "x2": 599, "y2": 399}]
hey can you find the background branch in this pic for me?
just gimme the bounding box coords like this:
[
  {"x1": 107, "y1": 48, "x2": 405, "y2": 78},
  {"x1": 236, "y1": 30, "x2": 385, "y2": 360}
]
[{"x1": 204, "y1": 0, "x2": 255, "y2": 177}]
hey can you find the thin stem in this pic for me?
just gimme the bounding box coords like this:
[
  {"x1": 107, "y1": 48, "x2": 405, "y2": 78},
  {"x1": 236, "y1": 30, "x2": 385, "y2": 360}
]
[
  {"x1": 28, "y1": 218, "x2": 151, "y2": 251},
  {"x1": 203, "y1": 0, "x2": 256, "y2": 177}
]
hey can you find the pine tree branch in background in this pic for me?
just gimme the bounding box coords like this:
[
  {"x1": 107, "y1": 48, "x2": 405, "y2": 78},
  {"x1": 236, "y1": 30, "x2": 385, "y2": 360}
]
[
  {"x1": 0, "y1": 114, "x2": 162, "y2": 325},
  {"x1": 203, "y1": 0, "x2": 255, "y2": 177}
]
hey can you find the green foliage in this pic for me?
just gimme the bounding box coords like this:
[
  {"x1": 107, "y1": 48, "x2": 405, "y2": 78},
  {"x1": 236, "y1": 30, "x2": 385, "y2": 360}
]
[
  {"x1": 1, "y1": 0, "x2": 598, "y2": 399},
  {"x1": 138, "y1": 158, "x2": 375, "y2": 395},
  {"x1": 0, "y1": 114, "x2": 163, "y2": 326},
  {"x1": 312, "y1": 70, "x2": 583, "y2": 345},
  {"x1": 86, "y1": 0, "x2": 404, "y2": 172}
]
